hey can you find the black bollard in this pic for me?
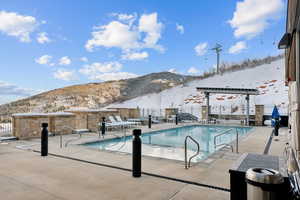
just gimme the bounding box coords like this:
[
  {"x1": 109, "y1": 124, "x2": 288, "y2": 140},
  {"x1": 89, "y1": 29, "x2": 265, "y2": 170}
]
[
  {"x1": 148, "y1": 115, "x2": 152, "y2": 129},
  {"x1": 41, "y1": 123, "x2": 48, "y2": 157},
  {"x1": 101, "y1": 117, "x2": 106, "y2": 137},
  {"x1": 274, "y1": 118, "x2": 280, "y2": 136},
  {"x1": 132, "y1": 129, "x2": 142, "y2": 177},
  {"x1": 175, "y1": 114, "x2": 178, "y2": 125}
]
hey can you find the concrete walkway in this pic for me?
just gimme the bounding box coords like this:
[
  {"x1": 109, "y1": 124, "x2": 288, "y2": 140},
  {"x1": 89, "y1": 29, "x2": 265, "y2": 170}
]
[{"x1": 0, "y1": 124, "x2": 287, "y2": 200}]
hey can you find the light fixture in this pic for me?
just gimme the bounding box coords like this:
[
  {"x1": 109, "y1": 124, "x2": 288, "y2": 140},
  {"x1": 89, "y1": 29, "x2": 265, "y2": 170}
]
[{"x1": 278, "y1": 33, "x2": 292, "y2": 49}]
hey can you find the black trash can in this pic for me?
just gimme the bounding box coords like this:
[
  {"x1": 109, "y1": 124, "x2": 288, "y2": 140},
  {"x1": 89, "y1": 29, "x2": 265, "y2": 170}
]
[{"x1": 246, "y1": 168, "x2": 284, "y2": 200}]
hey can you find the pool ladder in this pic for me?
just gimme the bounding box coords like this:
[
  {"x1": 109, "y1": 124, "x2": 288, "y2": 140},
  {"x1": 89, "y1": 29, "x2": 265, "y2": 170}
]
[
  {"x1": 213, "y1": 128, "x2": 239, "y2": 153},
  {"x1": 184, "y1": 136, "x2": 200, "y2": 169}
]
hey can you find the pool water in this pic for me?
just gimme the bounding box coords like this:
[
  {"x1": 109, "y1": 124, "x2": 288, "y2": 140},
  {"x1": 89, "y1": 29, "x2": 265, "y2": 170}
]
[{"x1": 83, "y1": 125, "x2": 252, "y2": 162}]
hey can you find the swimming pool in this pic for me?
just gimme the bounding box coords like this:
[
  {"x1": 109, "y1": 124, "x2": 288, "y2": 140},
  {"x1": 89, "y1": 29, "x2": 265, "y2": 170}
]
[{"x1": 83, "y1": 125, "x2": 252, "y2": 162}]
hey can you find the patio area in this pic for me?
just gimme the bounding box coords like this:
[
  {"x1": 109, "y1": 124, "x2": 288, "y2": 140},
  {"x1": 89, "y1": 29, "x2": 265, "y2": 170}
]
[{"x1": 0, "y1": 123, "x2": 288, "y2": 200}]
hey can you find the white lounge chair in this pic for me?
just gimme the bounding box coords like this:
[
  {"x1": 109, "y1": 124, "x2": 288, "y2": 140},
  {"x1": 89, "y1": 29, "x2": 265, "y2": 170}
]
[
  {"x1": 108, "y1": 116, "x2": 126, "y2": 127},
  {"x1": 115, "y1": 116, "x2": 137, "y2": 127}
]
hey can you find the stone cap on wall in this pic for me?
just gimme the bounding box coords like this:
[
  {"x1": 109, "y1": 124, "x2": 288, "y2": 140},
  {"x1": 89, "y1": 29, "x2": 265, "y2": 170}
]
[
  {"x1": 65, "y1": 108, "x2": 118, "y2": 113},
  {"x1": 12, "y1": 112, "x2": 75, "y2": 118}
]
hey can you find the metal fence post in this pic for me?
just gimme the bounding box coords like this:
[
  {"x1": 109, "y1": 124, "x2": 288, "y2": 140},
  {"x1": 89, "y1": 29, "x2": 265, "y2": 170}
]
[
  {"x1": 132, "y1": 129, "x2": 142, "y2": 177},
  {"x1": 41, "y1": 123, "x2": 48, "y2": 156},
  {"x1": 101, "y1": 117, "x2": 106, "y2": 137},
  {"x1": 148, "y1": 115, "x2": 152, "y2": 128}
]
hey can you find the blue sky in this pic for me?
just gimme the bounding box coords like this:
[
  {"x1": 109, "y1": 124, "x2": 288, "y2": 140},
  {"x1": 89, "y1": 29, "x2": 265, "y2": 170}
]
[{"x1": 0, "y1": 0, "x2": 286, "y2": 104}]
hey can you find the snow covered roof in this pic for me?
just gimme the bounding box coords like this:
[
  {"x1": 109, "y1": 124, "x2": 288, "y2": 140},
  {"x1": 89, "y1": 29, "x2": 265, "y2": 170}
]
[{"x1": 196, "y1": 87, "x2": 259, "y2": 95}]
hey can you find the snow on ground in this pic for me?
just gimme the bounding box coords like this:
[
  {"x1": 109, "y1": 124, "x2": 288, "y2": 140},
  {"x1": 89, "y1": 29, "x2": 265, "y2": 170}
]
[{"x1": 107, "y1": 59, "x2": 288, "y2": 117}]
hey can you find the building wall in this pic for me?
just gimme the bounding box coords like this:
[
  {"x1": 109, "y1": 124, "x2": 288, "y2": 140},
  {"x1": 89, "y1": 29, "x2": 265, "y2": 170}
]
[{"x1": 12, "y1": 115, "x2": 75, "y2": 139}]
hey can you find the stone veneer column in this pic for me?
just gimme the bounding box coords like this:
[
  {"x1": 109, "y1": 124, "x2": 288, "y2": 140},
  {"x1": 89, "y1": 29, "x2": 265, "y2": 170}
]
[{"x1": 255, "y1": 105, "x2": 264, "y2": 126}]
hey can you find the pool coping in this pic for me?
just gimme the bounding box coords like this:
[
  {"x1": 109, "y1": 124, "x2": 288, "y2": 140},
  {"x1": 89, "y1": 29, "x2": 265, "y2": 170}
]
[{"x1": 70, "y1": 124, "x2": 256, "y2": 166}]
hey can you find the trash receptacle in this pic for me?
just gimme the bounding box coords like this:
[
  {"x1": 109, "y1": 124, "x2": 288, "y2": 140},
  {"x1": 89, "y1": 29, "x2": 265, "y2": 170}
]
[{"x1": 246, "y1": 168, "x2": 284, "y2": 200}]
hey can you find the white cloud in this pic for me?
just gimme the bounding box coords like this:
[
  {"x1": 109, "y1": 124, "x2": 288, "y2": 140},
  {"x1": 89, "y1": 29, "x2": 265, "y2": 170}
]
[
  {"x1": 122, "y1": 51, "x2": 148, "y2": 60},
  {"x1": 229, "y1": 41, "x2": 247, "y2": 54},
  {"x1": 139, "y1": 13, "x2": 164, "y2": 51},
  {"x1": 112, "y1": 13, "x2": 137, "y2": 25},
  {"x1": 79, "y1": 61, "x2": 123, "y2": 80},
  {"x1": 37, "y1": 32, "x2": 50, "y2": 44},
  {"x1": 228, "y1": 0, "x2": 284, "y2": 38},
  {"x1": 59, "y1": 56, "x2": 71, "y2": 66},
  {"x1": 168, "y1": 68, "x2": 178, "y2": 73},
  {"x1": 80, "y1": 57, "x2": 88, "y2": 62},
  {"x1": 35, "y1": 55, "x2": 52, "y2": 65},
  {"x1": 53, "y1": 69, "x2": 77, "y2": 81},
  {"x1": 176, "y1": 23, "x2": 184, "y2": 34},
  {"x1": 85, "y1": 21, "x2": 139, "y2": 51},
  {"x1": 79, "y1": 61, "x2": 137, "y2": 81},
  {"x1": 0, "y1": 11, "x2": 39, "y2": 42},
  {"x1": 93, "y1": 72, "x2": 138, "y2": 81},
  {"x1": 187, "y1": 67, "x2": 201, "y2": 74},
  {"x1": 0, "y1": 81, "x2": 38, "y2": 96},
  {"x1": 194, "y1": 42, "x2": 208, "y2": 56},
  {"x1": 85, "y1": 12, "x2": 164, "y2": 53}
]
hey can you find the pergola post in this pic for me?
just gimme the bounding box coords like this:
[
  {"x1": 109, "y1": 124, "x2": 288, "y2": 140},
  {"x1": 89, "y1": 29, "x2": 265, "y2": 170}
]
[
  {"x1": 246, "y1": 94, "x2": 250, "y2": 125},
  {"x1": 205, "y1": 92, "x2": 210, "y2": 121}
]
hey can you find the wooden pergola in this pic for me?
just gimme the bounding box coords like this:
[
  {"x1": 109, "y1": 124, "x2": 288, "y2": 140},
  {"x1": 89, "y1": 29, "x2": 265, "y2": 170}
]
[{"x1": 196, "y1": 87, "x2": 259, "y2": 125}]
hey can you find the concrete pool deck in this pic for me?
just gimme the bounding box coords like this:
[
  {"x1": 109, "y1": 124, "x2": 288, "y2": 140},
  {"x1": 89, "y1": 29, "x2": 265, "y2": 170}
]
[{"x1": 0, "y1": 123, "x2": 288, "y2": 200}]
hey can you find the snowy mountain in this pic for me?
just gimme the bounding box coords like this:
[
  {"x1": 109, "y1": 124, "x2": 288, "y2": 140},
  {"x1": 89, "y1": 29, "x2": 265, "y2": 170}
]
[{"x1": 107, "y1": 58, "x2": 288, "y2": 117}]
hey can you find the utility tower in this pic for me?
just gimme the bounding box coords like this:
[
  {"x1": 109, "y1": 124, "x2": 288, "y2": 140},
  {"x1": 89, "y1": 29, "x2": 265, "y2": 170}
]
[{"x1": 211, "y1": 43, "x2": 222, "y2": 74}]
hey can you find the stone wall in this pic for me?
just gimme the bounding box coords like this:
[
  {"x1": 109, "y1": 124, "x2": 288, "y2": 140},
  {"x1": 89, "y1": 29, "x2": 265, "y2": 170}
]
[
  {"x1": 165, "y1": 108, "x2": 178, "y2": 119},
  {"x1": 12, "y1": 113, "x2": 75, "y2": 139},
  {"x1": 255, "y1": 105, "x2": 264, "y2": 126},
  {"x1": 201, "y1": 106, "x2": 208, "y2": 120},
  {"x1": 67, "y1": 109, "x2": 120, "y2": 132}
]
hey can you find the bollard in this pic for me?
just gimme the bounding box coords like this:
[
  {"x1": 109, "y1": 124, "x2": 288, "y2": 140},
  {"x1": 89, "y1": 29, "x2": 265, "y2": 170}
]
[
  {"x1": 132, "y1": 129, "x2": 142, "y2": 177},
  {"x1": 41, "y1": 123, "x2": 48, "y2": 156},
  {"x1": 274, "y1": 118, "x2": 280, "y2": 136},
  {"x1": 148, "y1": 115, "x2": 152, "y2": 129},
  {"x1": 101, "y1": 117, "x2": 106, "y2": 137},
  {"x1": 175, "y1": 114, "x2": 178, "y2": 125}
]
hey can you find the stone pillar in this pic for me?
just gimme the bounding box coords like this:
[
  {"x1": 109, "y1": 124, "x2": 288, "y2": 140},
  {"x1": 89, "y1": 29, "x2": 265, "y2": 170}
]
[
  {"x1": 246, "y1": 94, "x2": 250, "y2": 125},
  {"x1": 205, "y1": 92, "x2": 210, "y2": 121},
  {"x1": 201, "y1": 106, "x2": 208, "y2": 120},
  {"x1": 255, "y1": 105, "x2": 264, "y2": 126}
]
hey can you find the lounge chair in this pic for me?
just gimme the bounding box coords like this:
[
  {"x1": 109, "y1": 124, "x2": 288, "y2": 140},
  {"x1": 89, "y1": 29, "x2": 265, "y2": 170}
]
[
  {"x1": 167, "y1": 115, "x2": 176, "y2": 123},
  {"x1": 115, "y1": 115, "x2": 137, "y2": 127},
  {"x1": 108, "y1": 116, "x2": 126, "y2": 127}
]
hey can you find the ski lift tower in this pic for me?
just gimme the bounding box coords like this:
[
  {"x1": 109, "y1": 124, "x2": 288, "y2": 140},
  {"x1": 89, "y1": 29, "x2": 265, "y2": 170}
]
[{"x1": 211, "y1": 43, "x2": 222, "y2": 74}]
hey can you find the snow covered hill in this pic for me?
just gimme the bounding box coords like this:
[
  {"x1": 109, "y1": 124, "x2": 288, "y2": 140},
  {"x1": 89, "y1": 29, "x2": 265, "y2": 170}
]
[{"x1": 107, "y1": 59, "x2": 288, "y2": 118}]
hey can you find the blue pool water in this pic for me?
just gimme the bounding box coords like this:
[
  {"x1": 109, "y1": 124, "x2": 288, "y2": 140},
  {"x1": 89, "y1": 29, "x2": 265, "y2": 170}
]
[{"x1": 83, "y1": 125, "x2": 252, "y2": 162}]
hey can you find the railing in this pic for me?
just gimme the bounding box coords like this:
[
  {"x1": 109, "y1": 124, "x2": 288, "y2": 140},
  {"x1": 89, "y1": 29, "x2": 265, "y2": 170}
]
[
  {"x1": 64, "y1": 133, "x2": 82, "y2": 147},
  {"x1": 56, "y1": 125, "x2": 75, "y2": 148},
  {"x1": 0, "y1": 122, "x2": 12, "y2": 136},
  {"x1": 213, "y1": 128, "x2": 239, "y2": 153},
  {"x1": 184, "y1": 136, "x2": 200, "y2": 169}
]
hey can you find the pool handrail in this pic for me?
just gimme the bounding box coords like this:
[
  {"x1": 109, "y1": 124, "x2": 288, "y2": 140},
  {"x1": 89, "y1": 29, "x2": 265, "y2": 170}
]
[
  {"x1": 184, "y1": 135, "x2": 200, "y2": 169},
  {"x1": 213, "y1": 128, "x2": 239, "y2": 153}
]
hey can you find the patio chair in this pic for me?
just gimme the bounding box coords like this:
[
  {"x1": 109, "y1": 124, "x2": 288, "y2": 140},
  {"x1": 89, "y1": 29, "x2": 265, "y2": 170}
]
[
  {"x1": 108, "y1": 116, "x2": 128, "y2": 127},
  {"x1": 115, "y1": 115, "x2": 137, "y2": 127},
  {"x1": 167, "y1": 115, "x2": 176, "y2": 123}
]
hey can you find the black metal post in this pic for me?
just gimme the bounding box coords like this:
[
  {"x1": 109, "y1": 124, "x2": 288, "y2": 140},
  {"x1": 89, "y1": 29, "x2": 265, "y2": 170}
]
[
  {"x1": 148, "y1": 115, "x2": 152, "y2": 129},
  {"x1": 274, "y1": 118, "x2": 280, "y2": 136},
  {"x1": 132, "y1": 129, "x2": 142, "y2": 177},
  {"x1": 175, "y1": 114, "x2": 178, "y2": 125},
  {"x1": 41, "y1": 123, "x2": 48, "y2": 157},
  {"x1": 101, "y1": 117, "x2": 106, "y2": 137}
]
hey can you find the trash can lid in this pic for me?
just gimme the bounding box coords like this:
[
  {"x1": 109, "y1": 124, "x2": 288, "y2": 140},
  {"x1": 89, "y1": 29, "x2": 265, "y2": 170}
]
[{"x1": 246, "y1": 168, "x2": 284, "y2": 184}]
